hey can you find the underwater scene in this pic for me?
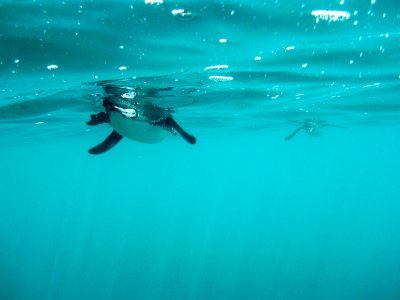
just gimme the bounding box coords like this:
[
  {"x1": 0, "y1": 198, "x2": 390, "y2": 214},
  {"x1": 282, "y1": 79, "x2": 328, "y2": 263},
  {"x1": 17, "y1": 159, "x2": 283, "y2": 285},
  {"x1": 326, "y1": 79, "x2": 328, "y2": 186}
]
[{"x1": 1, "y1": 0, "x2": 400, "y2": 299}]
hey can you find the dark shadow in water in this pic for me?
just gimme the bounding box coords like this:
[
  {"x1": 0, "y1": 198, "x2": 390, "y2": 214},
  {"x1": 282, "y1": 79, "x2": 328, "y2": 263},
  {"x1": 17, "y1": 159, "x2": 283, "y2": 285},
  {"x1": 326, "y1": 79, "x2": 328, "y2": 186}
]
[{"x1": 0, "y1": 261, "x2": 21, "y2": 300}]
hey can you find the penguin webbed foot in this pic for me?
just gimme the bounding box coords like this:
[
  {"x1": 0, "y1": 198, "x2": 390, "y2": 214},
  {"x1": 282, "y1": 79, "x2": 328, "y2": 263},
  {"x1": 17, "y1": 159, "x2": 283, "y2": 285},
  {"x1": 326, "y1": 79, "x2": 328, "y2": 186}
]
[{"x1": 87, "y1": 112, "x2": 109, "y2": 126}]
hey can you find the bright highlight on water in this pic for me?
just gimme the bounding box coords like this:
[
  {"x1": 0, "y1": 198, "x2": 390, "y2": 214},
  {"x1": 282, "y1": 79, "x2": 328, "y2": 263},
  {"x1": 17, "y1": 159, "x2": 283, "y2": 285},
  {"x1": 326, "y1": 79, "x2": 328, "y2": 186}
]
[{"x1": 311, "y1": 10, "x2": 351, "y2": 23}]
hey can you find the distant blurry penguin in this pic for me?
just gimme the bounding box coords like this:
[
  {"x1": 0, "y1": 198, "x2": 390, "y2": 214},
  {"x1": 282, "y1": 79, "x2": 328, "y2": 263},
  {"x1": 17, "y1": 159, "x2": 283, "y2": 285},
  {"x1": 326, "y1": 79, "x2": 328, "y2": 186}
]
[
  {"x1": 87, "y1": 86, "x2": 196, "y2": 154},
  {"x1": 285, "y1": 118, "x2": 346, "y2": 140}
]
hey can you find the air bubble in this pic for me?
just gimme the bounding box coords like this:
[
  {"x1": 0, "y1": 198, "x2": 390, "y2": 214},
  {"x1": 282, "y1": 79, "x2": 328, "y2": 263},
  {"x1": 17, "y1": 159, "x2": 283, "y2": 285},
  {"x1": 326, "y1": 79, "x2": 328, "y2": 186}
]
[
  {"x1": 171, "y1": 9, "x2": 195, "y2": 21},
  {"x1": 47, "y1": 64, "x2": 58, "y2": 70}
]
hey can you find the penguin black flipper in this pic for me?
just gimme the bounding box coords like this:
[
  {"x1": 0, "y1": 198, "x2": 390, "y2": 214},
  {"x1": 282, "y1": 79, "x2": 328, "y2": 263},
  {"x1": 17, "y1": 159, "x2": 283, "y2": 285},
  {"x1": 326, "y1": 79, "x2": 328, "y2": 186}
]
[
  {"x1": 89, "y1": 130, "x2": 123, "y2": 154},
  {"x1": 285, "y1": 126, "x2": 304, "y2": 141},
  {"x1": 87, "y1": 112, "x2": 109, "y2": 126},
  {"x1": 165, "y1": 117, "x2": 196, "y2": 144}
]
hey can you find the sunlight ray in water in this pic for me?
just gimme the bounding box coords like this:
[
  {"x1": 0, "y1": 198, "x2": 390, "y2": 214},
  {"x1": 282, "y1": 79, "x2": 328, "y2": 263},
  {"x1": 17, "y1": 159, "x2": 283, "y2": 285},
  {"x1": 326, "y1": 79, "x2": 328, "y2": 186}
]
[{"x1": 1, "y1": 1, "x2": 400, "y2": 300}]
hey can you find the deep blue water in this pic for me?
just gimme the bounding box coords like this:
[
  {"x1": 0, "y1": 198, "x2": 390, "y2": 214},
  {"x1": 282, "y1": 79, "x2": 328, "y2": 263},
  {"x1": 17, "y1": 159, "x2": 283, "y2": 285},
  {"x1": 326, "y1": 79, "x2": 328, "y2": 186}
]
[{"x1": 1, "y1": 1, "x2": 400, "y2": 299}]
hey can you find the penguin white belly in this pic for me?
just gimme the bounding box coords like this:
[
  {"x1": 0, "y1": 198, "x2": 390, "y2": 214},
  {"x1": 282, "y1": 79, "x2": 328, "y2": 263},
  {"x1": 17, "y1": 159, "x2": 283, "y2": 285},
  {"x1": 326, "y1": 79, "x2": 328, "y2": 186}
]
[{"x1": 109, "y1": 111, "x2": 167, "y2": 144}]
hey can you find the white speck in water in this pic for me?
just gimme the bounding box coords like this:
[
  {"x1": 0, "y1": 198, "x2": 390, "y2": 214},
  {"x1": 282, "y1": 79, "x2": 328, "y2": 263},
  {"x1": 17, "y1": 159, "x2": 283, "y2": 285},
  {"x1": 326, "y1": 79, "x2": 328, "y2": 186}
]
[
  {"x1": 230, "y1": 10, "x2": 235, "y2": 15},
  {"x1": 371, "y1": 0, "x2": 376, "y2": 5},
  {"x1": 340, "y1": 0, "x2": 345, "y2": 5},
  {"x1": 35, "y1": 121, "x2": 45, "y2": 125},
  {"x1": 254, "y1": 56, "x2": 262, "y2": 61},
  {"x1": 94, "y1": 75, "x2": 98, "y2": 79},
  {"x1": 382, "y1": 13, "x2": 386, "y2": 18},
  {"x1": 208, "y1": 75, "x2": 234, "y2": 82},
  {"x1": 204, "y1": 65, "x2": 229, "y2": 70},
  {"x1": 353, "y1": 20, "x2": 358, "y2": 25},
  {"x1": 312, "y1": 10, "x2": 350, "y2": 23},
  {"x1": 171, "y1": 9, "x2": 194, "y2": 20},
  {"x1": 302, "y1": 63, "x2": 308, "y2": 68},
  {"x1": 119, "y1": 45, "x2": 124, "y2": 49},
  {"x1": 349, "y1": 59, "x2": 354, "y2": 64},
  {"x1": 171, "y1": 8, "x2": 185, "y2": 16},
  {"x1": 385, "y1": 33, "x2": 389, "y2": 38},
  {"x1": 359, "y1": 52, "x2": 363, "y2": 57},
  {"x1": 363, "y1": 84, "x2": 374, "y2": 88},
  {"x1": 119, "y1": 66, "x2": 127, "y2": 71},
  {"x1": 354, "y1": 10, "x2": 358, "y2": 16},
  {"x1": 145, "y1": 0, "x2": 163, "y2": 4},
  {"x1": 47, "y1": 64, "x2": 58, "y2": 70},
  {"x1": 286, "y1": 46, "x2": 295, "y2": 51},
  {"x1": 14, "y1": 59, "x2": 20, "y2": 64},
  {"x1": 219, "y1": 38, "x2": 228, "y2": 43}
]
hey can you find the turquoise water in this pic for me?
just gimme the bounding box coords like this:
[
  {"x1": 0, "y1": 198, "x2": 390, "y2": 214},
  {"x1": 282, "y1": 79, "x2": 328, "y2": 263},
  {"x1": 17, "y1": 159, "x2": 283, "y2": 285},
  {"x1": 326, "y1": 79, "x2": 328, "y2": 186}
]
[{"x1": 1, "y1": 1, "x2": 400, "y2": 299}]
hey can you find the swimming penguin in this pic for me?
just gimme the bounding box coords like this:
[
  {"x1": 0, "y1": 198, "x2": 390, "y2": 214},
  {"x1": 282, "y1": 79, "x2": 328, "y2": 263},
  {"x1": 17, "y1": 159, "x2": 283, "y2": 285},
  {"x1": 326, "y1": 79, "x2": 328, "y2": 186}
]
[
  {"x1": 87, "y1": 86, "x2": 196, "y2": 154},
  {"x1": 285, "y1": 118, "x2": 346, "y2": 140}
]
